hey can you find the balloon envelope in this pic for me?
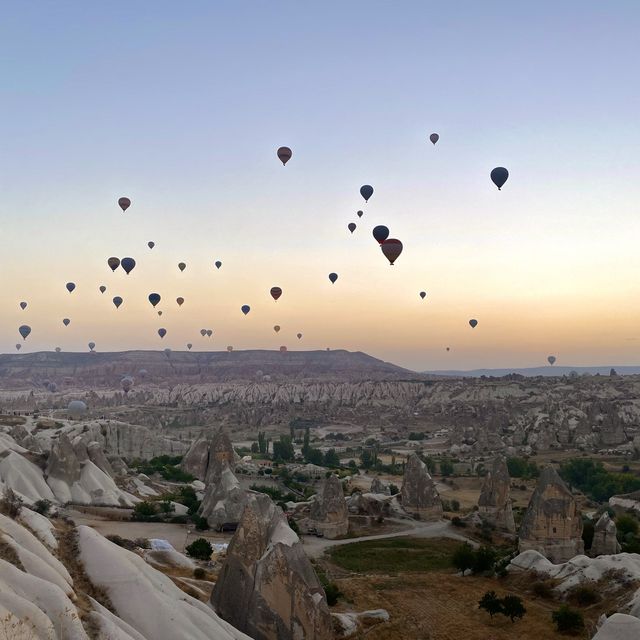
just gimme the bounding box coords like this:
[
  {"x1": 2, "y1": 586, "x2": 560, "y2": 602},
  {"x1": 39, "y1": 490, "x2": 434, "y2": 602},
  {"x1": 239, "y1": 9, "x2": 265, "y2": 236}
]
[
  {"x1": 429, "y1": 133, "x2": 439, "y2": 145},
  {"x1": 99, "y1": 285, "x2": 106, "y2": 293},
  {"x1": 360, "y1": 185, "x2": 374, "y2": 202},
  {"x1": 88, "y1": 342, "x2": 96, "y2": 350},
  {"x1": 68, "y1": 400, "x2": 87, "y2": 417},
  {"x1": 112, "y1": 296, "x2": 123, "y2": 309},
  {"x1": 206, "y1": 330, "x2": 212, "y2": 337},
  {"x1": 121, "y1": 376, "x2": 133, "y2": 393},
  {"x1": 55, "y1": 347, "x2": 61, "y2": 353},
  {"x1": 227, "y1": 346, "x2": 233, "y2": 352},
  {"x1": 215, "y1": 261, "x2": 222, "y2": 269},
  {"x1": 187, "y1": 343, "x2": 192, "y2": 350},
  {"x1": 164, "y1": 348, "x2": 171, "y2": 357},
  {"x1": 200, "y1": 329, "x2": 207, "y2": 336},
  {"x1": 19, "y1": 301, "x2": 27, "y2": 310},
  {"x1": 158, "y1": 328, "x2": 167, "y2": 338},
  {"x1": 176, "y1": 297, "x2": 184, "y2": 306},
  {"x1": 18, "y1": 325, "x2": 31, "y2": 340},
  {"x1": 356, "y1": 210, "x2": 363, "y2": 218},
  {"x1": 178, "y1": 262, "x2": 186, "y2": 272},
  {"x1": 372, "y1": 225, "x2": 390, "y2": 244},
  {"x1": 328, "y1": 272, "x2": 338, "y2": 284},
  {"x1": 15, "y1": 344, "x2": 21, "y2": 351},
  {"x1": 108, "y1": 257, "x2": 120, "y2": 272},
  {"x1": 490, "y1": 167, "x2": 509, "y2": 190},
  {"x1": 469, "y1": 319, "x2": 478, "y2": 328},
  {"x1": 277, "y1": 146, "x2": 292, "y2": 165},
  {"x1": 63, "y1": 318, "x2": 70, "y2": 326},
  {"x1": 241, "y1": 305, "x2": 250, "y2": 315},
  {"x1": 148, "y1": 293, "x2": 161, "y2": 307},
  {"x1": 147, "y1": 241, "x2": 155, "y2": 249},
  {"x1": 274, "y1": 325, "x2": 281, "y2": 333},
  {"x1": 270, "y1": 287, "x2": 282, "y2": 301},
  {"x1": 419, "y1": 291, "x2": 426, "y2": 299},
  {"x1": 381, "y1": 238, "x2": 403, "y2": 265},
  {"x1": 548, "y1": 356, "x2": 557, "y2": 365},
  {"x1": 279, "y1": 345, "x2": 287, "y2": 353},
  {"x1": 121, "y1": 257, "x2": 136, "y2": 275},
  {"x1": 118, "y1": 197, "x2": 131, "y2": 212},
  {"x1": 348, "y1": 222, "x2": 356, "y2": 233},
  {"x1": 66, "y1": 282, "x2": 76, "y2": 293}
]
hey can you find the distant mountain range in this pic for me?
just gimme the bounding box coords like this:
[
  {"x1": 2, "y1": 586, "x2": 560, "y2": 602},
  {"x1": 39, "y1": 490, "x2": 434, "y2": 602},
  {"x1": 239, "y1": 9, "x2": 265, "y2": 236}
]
[{"x1": 423, "y1": 365, "x2": 638, "y2": 377}]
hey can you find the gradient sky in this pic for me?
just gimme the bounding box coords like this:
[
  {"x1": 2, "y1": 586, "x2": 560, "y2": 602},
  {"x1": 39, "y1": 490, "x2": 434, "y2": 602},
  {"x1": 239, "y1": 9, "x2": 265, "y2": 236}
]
[{"x1": 1, "y1": 2, "x2": 640, "y2": 371}]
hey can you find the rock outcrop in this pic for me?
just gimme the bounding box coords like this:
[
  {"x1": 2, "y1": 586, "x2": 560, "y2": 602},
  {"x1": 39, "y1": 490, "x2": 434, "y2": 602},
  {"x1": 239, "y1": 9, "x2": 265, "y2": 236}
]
[
  {"x1": 211, "y1": 492, "x2": 332, "y2": 640},
  {"x1": 592, "y1": 613, "x2": 640, "y2": 640},
  {"x1": 591, "y1": 512, "x2": 621, "y2": 556},
  {"x1": 181, "y1": 428, "x2": 236, "y2": 481},
  {"x1": 400, "y1": 454, "x2": 443, "y2": 520},
  {"x1": 198, "y1": 461, "x2": 247, "y2": 529},
  {"x1": 370, "y1": 477, "x2": 391, "y2": 495},
  {"x1": 518, "y1": 466, "x2": 584, "y2": 562},
  {"x1": 477, "y1": 457, "x2": 515, "y2": 532},
  {"x1": 305, "y1": 475, "x2": 349, "y2": 538}
]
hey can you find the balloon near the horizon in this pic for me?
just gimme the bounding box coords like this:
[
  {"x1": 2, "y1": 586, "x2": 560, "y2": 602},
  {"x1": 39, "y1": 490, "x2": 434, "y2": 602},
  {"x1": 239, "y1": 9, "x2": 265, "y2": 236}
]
[
  {"x1": 15, "y1": 344, "x2": 21, "y2": 351},
  {"x1": 490, "y1": 167, "x2": 509, "y2": 190},
  {"x1": 187, "y1": 343, "x2": 192, "y2": 350},
  {"x1": 279, "y1": 345, "x2": 287, "y2": 353},
  {"x1": 18, "y1": 325, "x2": 31, "y2": 340},
  {"x1": 227, "y1": 345, "x2": 233, "y2": 352},
  {"x1": 117, "y1": 197, "x2": 131, "y2": 212},
  {"x1": 88, "y1": 341, "x2": 95, "y2": 351},
  {"x1": 277, "y1": 146, "x2": 292, "y2": 165},
  {"x1": 548, "y1": 355, "x2": 557, "y2": 365},
  {"x1": 360, "y1": 184, "x2": 373, "y2": 202},
  {"x1": 469, "y1": 319, "x2": 478, "y2": 328},
  {"x1": 381, "y1": 239, "x2": 403, "y2": 265},
  {"x1": 273, "y1": 325, "x2": 280, "y2": 333},
  {"x1": 297, "y1": 333, "x2": 302, "y2": 339},
  {"x1": 429, "y1": 133, "x2": 439, "y2": 145},
  {"x1": 158, "y1": 328, "x2": 167, "y2": 339}
]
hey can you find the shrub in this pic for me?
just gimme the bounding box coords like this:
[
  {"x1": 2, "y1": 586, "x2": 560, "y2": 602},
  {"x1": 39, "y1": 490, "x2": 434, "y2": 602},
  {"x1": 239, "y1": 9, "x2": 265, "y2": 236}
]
[
  {"x1": 451, "y1": 542, "x2": 475, "y2": 574},
  {"x1": 185, "y1": 538, "x2": 213, "y2": 561},
  {"x1": 501, "y1": 595, "x2": 526, "y2": 623},
  {"x1": 0, "y1": 488, "x2": 23, "y2": 518},
  {"x1": 193, "y1": 516, "x2": 209, "y2": 530},
  {"x1": 570, "y1": 585, "x2": 600, "y2": 606},
  {"x1": 324, "y1": 582, "x2": 342, "y2": 606},
  {"x1": 451, "y1": 516, "x2": 466, "y2": 528},
  {"x1": 193, "y1": 567, "x2": 206, "y2": 580},
  {"x1": 478, "y1": 591, "x2": 503, "y2": 618},
  {"x1": 472, "y1": 546, "x2": 497, "y2": 574},
  {"x1": 552, "y1": 605, "x2": 585, "y2": 634},
  {"x1": 532, "y1": 581, "x2": 554, "y2": 599},
  {"x1": 132, "y1": 501, "x2": 157, "y2": 520},
  {"x1": 33, "y1": 499, "x2": 52, "y2": 516}
]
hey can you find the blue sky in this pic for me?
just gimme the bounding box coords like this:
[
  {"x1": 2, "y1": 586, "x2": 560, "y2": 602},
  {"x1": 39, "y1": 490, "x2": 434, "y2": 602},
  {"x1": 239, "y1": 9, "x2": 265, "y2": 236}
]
[{"x1": 1, "y1": 2, "x2": 639, "y2": 370}]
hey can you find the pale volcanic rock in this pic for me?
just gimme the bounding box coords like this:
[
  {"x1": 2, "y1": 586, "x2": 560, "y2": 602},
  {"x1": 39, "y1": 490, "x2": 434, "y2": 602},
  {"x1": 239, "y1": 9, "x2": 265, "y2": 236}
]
[
  {"x1": 400, "y1": 453, "x2": 443, "y2": 520},
  {"x1": 306, "y1": 474, "x2": 349, "y2": 538},
  {"x1": 370, "y1": 476, "x2": 391, "y2": 495},
  {"x1": 180, "y1": 434, "x2": 210, "y2": 480},
  {"x1": 199, "y1": 461, "x2": 248, "y2": 528},
  {"x1": 518, "y1": 466, "x2": 584, "y2": 563},
  {"x1": 591, "y1": 512, "x2": 621, "y2": 557},
  {"x1": 86, "y1": 441, "x2": 114, "y2": 477},
  {"x1": 211, "y1": 492, "x2": 332, "y2": 640},
  {"x1": 592, "y1": 614, "x2": 640, "y2": 640},
  {"x1": 477, "y1": 457, "x2": 515, "y2": 532},
  {"x1": 46, "y1": 434, "x2": 81, "y2": 487},
  {"x1": 181, "y1": 428, "x2": 236, "y2": 481}
]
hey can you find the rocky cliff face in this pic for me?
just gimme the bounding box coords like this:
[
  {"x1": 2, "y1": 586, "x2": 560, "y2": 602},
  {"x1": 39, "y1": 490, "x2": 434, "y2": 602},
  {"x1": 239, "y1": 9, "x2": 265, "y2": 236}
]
[
  {"x1": 591, "y1": 512, "x2": 621, "y2": 556},
  {"x1": 199, "y1": 461, "x2": 248, "y2": 528},
  {"x1": 180, "y1": 427, "x2": 236, "y2": 481},
  {"x1": 478, "y1": 457, "x2": 515, "y2": 532},
  {"x1": 211, "y1": 492, "x2": 333, "y2": 640},
  {"x1": 306, "y1": 475, "x2": 349, "y2": 538},
  {"x1": 400, "y1": 453, "x2": 443, "y2": 520},
  {"x1": 519, "y1": 466, "x2": 584, "y2": 563}
]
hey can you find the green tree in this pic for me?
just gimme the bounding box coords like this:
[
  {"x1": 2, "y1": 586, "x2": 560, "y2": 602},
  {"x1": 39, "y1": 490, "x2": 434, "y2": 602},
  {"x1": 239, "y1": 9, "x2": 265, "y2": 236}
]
[
  {"x1": 360, "y1": 449, "x2": 374, "y2": 469},
  {"x1": 132, "y1": 501, "x2": 157, "y2": 518},
  {"x1": 273, "y1": 435, "x2": 294, "y2": 461},
  {"x1": 257, "y1": 431, "x2": 267, "y2": 454},
  {"x1": 306, "y1": 448, "x2": 324, "y2": 465},
  {"x1": 552, "y1": 605, "x2": 584, "y2": 634},
  {"x1": 472, "y1": 545, "x2": 497, "y2": 574},
  {"x1": 440, "y1": 458, "x2": 454, "y2": 477},
  {"x1": 185, "y1": 538, "x2": 213, "y2": 560},
  {"x1": 451, "y1": 542, "x2": 475, "y2": 575},
  {"x1": 303, "y1": 427, "x2": 310, "y2": 457},
  {"x1": 616, "y1": 514, "x2": 639, "y2": 539},
  {"x1": 324, "y1": 449, "x2": 340, "y2": 467},
  {"x1": 478, "y1": 591, "x2": 503, "y2": 619},
  {"x1": 501, "y1": 595, "x2": 526, "y2": 623}
]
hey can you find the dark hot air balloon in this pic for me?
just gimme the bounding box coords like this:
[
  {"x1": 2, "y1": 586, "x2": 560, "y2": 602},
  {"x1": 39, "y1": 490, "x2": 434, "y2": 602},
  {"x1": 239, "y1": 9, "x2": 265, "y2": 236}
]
[
  {"x1": 360, "y1": 185, "x2": 374, "y2": 202},
  {"x1": 88, "y1": 341, "x2": 96, "y2": 351},
  {"x1": 227, "y1": 346, "x2": 233, "y2": 352},
  {"x1": 297, "y1": 333, "x2": 302, "y2": 339},
  {"x1": 215, "y1": 261, "x2": 222, "y2": 269},
  {"x1": 348, "y1": 222, "x2": 356, "y2": 233},
  {"x1": 19, "y1": 301, "x2": 27, "y2": 310},
  {"x1": 356, "y1": 210, "x2": 363, "y2": 218},
  {"x1": 178, "y1": 262, "x2": 186, "y2": 272},
  {"x1": 187, "y1": 343, "x2": 193, "y2": 350},
  {"x1": 15, "y1": 344, "x2": 21, "y2": 351},
  {"x1": 63, "y1": 318, "x2": 70, "y2": 326},
  {"x1": 148, "y1": 293, "x2": 161, "y2": 307},
  {"x1": 548, "y1": 356, "x2": 557, "y2": 365},
  {"x1": 279, "y1": 345, "x2": 287, "y2": 353},
  {"x1": 273, "y1": 325, "x2": 280, "y2": 333},
  {"x1": 490, "y1": 167, "x2": 509, "y2": 190},
  {"x1": 328, "y1": 273, "x2": 338, "y2": 284},
  {"x1": 446, "y1": 347, "x2": 450, "y2": 351},
  {"x1": 157, "y1": 310, "x2": 162, "y2": 316},
  {"x1": 121, "y1": 257, "x2": 136, "y2": 275},
  {"x1": 241, "y1": 305, "x2": 250, "y2": 315},
  {"x1": 372, "y1": 225, "x2": 389, "y2": 244},
  {"x1": 381, "y1": 239, "x2": 403, "y2": 265},
  {"x1": 206, "y1": 330, "x2": 212, "y2": 337},
  {"x1": 55, "y1": 347, "x2": 61, "y2": 353},
  {"x1": 118, "y1": 197, "x2": 131, "y2": 212},
  {"x1": 99, "y1": 285, "x2": 106, "y2": 293},
  {"x1": 66, "y1": 282, "x2": 76, "y2": 293},
  {"x1": 469, "y1": 319, "x2": 478, "y2": 329},
  {"x1": 270, "y1": 287, "x2": 282, "y2": 301},
  {"x1": 121, "y1": 376, "x2": 133, "y2": 393},
  {"x1": 277, "y1": 146, "x2": 292, "y2": 165},
  {"x1": 158, "y1": 328, "x2": 167, "y2": 339},
  {"x1": 200, "y1": 329, "x2": 207, "y2": 336},
  {"x1": 419, "y1": 291, "x2": 426, "y2": 299},
  {"x1": 164, "y1": 348, "x2": 171, "y2": 358},
  {"x1": 112, "y1": 296, "x2": 123, "y2": 309},
  {"x1": 147, "y1": 241, "x2": 155, "y2": 249},
  {"x1": 176, "y1": 297, "x2": 184, "y2": 306},
  {"x1": 108, "y1": 257, "x2": 120, "y2": 272},
  {"x1": 429, "y1": 133, "x2": 439, "y2": 145}
]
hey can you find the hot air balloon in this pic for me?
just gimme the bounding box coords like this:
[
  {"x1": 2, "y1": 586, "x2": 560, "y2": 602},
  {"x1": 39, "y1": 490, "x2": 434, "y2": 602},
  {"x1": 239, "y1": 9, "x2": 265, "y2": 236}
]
[
  {"x1": 446, "y1": 347, "x2": 450, "y2": 351},
  {"x1": 227, "y1": 346, "x2": 233, "y2": 352},
  {"x1": 55, "y1": 347, "x2": 61, "y2": 353},
  {"x1": 348, "y1": 223, "x2": 356, "y2": 233},
  {"x1": 112, "y1": 296, "x2": 123, "y2": 309},
  {"x1": 148, "y1": 241, "x2": 155, "y2": 249},
  {"x1": 178, "y1": 262, "x2": 186, "y2": 272},
  {"x1": 164, "y1": 348, "x2": 171, "y2": 357},
  {"x1": 274, "y1": 325, "x2": 281, "y2": 333},
  {"x1": 206, "y1": 330, "x2": 212, "y2": 337},
  {"x1": 548, "y1": 356, "x2": 557, "y2": 365},
  {"x1": 19, "y1": 301, "x2": 27, "y2": 310},
  {"x1": 329, "y1": 272, "x2": 338, "y2": 284},
  {"x1": 357, "y1": 210, "x2": 363, "y2": 218},
  {"x1": 15, "y1": 344, "x2": 21, "y2": 351},
  {"x1": 419, "y1": 291, "x2": 426, "y2": 299},
  {"x1": 108, "y1": 257, "x2": 120, "y2": 272},
  {"x1": 176, "y1": 297, "x2": 184, "y2": 306},
  {"x1": 18, "y1": 325, "x2": 31, "y2": 340},
  {"x1": 490, "y1": 167, "x2": 509, "y2": 190},
  {"x1": 381, "y1": 239, "x2": 403, "y2": 265},
  {"x1": 297, "y1": 333, "x2": 302, "y2": 339},
  {"x1": 88, "y1": 341, "x2": 96, "y2": 351},
  {"x1": 429, "y1": 133, "x2": 439, "y2": 145},
  {"x1": 187, "y1": 343, "x2": 193, "y2": 350},
  {"x1": 148, "y1": 293, "x2": 161, "y2": 307},
  {"x1": 121, "y1": 376, "x2": 134, "y2": 393},
  {"x1": 270, "y1": 287, "x2": 282, "y2": 301},
  {"x1": 158, "y1": 328, "x2": 167, "y2": 339},
  {"x1": 121, "y1": 257, "x2": 136, "y2": 275},
  {"x1": 372, "y1": 225, "x2": 389, "y2": 244},
  {"x1": 66, "y1": 282, "x2": 76, "y2": 293},
  {"x1": 63, "y1": 318, "x2": 70, "y2": 326},
  {"x1": 157, "y1": 310, "x2": 163, "y2": 316},
  {"x1": 68, "y1": 400, "x2": 87, "y2": 418},
  {"x1": 469, "y1": 319, "x2": 478, "y2": 329},
  {"x1": 118, "y1": 197, "x2": 131, "y2": 212},
  {"x1": 279, "y1": 346, "x2": 287, "y2": 353},
  {"x1": 360, "y1": 185, "x2": 374, "y2": 202},
  {"x1": 215, "y1": 261, "x2": 222, "y2": 269},
  {"x1": 277, "y1": 146, "x2": 292, "y2": 165},
  {"x1": 241, "y1": 305, "x2": 250, "y2": 315},
  {"x1": 99, "y1": 285, "x2": 106, "y2": 294},
  {"x1": 200, "y1": 329, "x2": 207, "y2": 337}
]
